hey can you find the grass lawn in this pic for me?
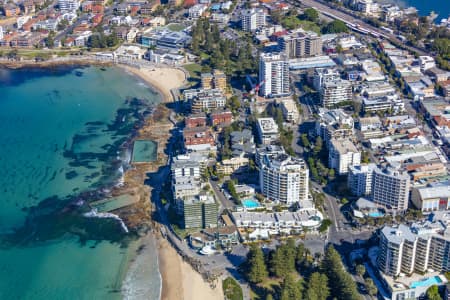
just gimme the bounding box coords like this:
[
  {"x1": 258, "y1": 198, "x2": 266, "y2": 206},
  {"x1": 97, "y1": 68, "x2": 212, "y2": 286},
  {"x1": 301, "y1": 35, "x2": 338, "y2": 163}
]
[
  {"x1": 223, "y1": 277, "x2": 243, "y2": 300},
  {"x1": 167, "y1": 23, "x2": 185, "y2": 32},
  {"x1": 298, "y1": 20, "x2": 321, "y2": 34},
  {"x1": 183, "y1": 63, "x2": 202, "y2": 79}
]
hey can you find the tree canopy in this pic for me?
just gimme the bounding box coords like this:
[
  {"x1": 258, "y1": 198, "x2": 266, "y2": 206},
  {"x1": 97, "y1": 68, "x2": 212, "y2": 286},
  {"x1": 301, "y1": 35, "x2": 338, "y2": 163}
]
[
  {"x1": 322, "y1": 20, "x2": 348, "y2": 34},
  {"x1": 322, "y1": 246, "x2": 361, "y2": 300},
  {"x1": 246, "y1": 244, "x2": 268, "y2": 284},
  {"x1": 302, "y1": 8, "x2": 319, "y2": 22}
]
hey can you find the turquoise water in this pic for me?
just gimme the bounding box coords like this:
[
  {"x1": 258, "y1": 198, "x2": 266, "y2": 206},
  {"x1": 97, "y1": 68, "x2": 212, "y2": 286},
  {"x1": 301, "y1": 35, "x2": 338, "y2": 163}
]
[
  {"x1": 368, "y1": 211, "x2": 384, "y2": 218},
  {"x1": 132, "y1": 140, "x2": 158, "y2": 162},
  {"x1": 243, "y1": 199, "x2": 260, "y2": 208},
  {"x1": 0, "y1": 66, "x2": 161, "y2": 299},
  {"x1": 410, "y1": 276, "x2": 442, "y2": 288},
  {"x1": 392, "y1": 0, "x2": 450, "y2": 18}
]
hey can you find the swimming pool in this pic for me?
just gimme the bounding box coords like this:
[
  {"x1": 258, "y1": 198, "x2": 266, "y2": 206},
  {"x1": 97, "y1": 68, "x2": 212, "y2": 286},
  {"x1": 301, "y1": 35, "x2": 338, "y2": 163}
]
[
  {"x1": 410, "y1": 276, "x2": 442, "y2": 289},
  {"x1": 368, "y1": 211, "x2": 384, "y2": 218},
  {"x1": 242, "y1": 199, "x2": 260, "y2": 209}
]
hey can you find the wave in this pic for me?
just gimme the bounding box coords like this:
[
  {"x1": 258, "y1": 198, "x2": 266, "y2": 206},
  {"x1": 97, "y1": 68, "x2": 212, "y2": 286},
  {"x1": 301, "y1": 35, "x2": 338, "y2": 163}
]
[{"x1": 83, "y1": 209, "x2": 129, "y2": 233}]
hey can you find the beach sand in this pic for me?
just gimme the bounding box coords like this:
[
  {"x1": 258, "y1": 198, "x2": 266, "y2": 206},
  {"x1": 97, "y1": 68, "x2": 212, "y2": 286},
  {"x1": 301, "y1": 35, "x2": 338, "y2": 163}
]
[
  {"x1": 158, "y1": 238, "x2": 224, "y2": 300},
  {"x1": 119, "y1": 65, "x2": 187, "y2": 103}
]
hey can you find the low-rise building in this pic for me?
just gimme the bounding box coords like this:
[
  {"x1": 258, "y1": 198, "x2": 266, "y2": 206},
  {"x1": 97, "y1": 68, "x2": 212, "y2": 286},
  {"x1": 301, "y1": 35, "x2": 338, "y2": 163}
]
[
  {"x1": 216, "y1": 156, "x2": 249, "y2": 175},
  {"x1": 188, "y1": 4, "x2": 207, "y2": 18},
  {"x1": 185, "y1": 113, "x2": 207, "y2": 128},
  {"x1": 209, "y1": 109, "x2": 233, "y2": 127},
  {"x1": 411, "y1": 182, "x2": 450, "y2": 212},
  {"x1": 231, "y1": 208, "x2": 323, "y2": 240},
  {"x1": 230, "y1": 129, "x2": 255, "y2": 157},
  {"x1": 183, "y1": 126, "x2": 216, "y2": 152},
  {"x1": 257, "y1": 118, "x2": 279, "y2": 144},
  {"x1": 279, "y1": 98, "x2": 299, "y2": 123},
  {"x1": 183, "y1": 88, "x2": 226, "y2": 113}
]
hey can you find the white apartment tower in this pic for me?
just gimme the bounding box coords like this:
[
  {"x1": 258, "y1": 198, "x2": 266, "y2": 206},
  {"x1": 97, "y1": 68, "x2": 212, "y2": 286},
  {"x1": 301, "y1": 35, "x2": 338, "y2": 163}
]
[
  {"x1": 328, "y1": 139, "x2": 361, "y2": 175},
  {"x1": 0, "y1": 26, "x2": 3, "y2": 41},
  {"x1": 378, "y1": 215, "x2": 450, "y2": 277},
  {"x1": 259, "y1": 52, "x2": 290, "y2": 98},
  {"x1": 320, "y1": 79, "x2": 352, "y2": 108},
  {"x1": 348, "y1": 164, "x2": 376, "y2": 196},
  {"x1": 241, "y1": 8, "x2": 266, "y2": 32},
  {"x1": 260, "y1": 153, "x2": 309, "y2": 205},
  {"x1": 372, "y1": 166, "x2": 410, "y2": 212}
]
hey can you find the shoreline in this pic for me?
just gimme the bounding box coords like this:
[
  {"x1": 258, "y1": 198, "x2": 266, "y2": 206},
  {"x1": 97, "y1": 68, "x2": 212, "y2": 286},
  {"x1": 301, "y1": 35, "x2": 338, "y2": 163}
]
[
  {"x1": 0, "y1": 57, "x2": 114, "y2": 69},
  {"x1": 115, "y1": 64, "x2": 224, "y2": 300}
]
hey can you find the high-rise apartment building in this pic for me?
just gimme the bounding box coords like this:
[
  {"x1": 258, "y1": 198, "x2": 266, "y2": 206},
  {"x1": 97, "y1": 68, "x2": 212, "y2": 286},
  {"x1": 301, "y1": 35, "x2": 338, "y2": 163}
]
[
  {"x1": 372, "y1": 166, "x2": 410, "y2": 212},
  {"x1": 378, "y1": 213, "x2": 450, "y2": 277},
  {"x1": 182, "y1": 194, "x2": 218, "y2": 229},
  {"x1": 260, "y1": 153, "x2": 309, "y2": 205},
  {"x1": 278, "y1": 30, "x2": 322, "y2": 58},
  {"x1": 259, "y1": 52, "x2": 290, "y2": 98},
  {"x1": 348, "y1": 164, "x2": 376, "y2": 196},
  {"x1": 0, "y1": 26, "x2": 3, "y2": 41},
  {"x1": 315, "y1": 108, "x2": 355, "y2": 147},
  {"x1": 320, "y1": 79, "x2": 352, "y2": 108},
  {"x1": 328, "y1": 139, "x2": 361, "y2": 175},
  {"x1": 241, "y1": 8, "x2": 266, "y2": 32}
]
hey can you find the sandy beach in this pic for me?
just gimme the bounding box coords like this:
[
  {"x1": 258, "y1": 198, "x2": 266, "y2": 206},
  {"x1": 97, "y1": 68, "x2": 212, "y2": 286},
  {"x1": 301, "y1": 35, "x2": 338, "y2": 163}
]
[
  {"x1": 119, "y1": 64, "x2": 187, "y2": 103},
  {"x1": 158, "y1": 238, "x2": 224, "y2": 300}
]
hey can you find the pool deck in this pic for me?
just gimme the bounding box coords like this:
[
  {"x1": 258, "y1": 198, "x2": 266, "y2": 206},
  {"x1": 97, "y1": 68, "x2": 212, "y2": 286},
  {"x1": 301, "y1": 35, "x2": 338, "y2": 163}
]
[{"x1": 382, "y1": 271, "x2": 447, "y2": 292}]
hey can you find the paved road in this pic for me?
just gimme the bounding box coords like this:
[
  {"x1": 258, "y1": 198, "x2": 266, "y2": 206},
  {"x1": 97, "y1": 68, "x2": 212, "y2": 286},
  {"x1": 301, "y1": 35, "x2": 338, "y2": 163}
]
[{"x1": 209, "y1": 179, "x2": 234, "y2": 212}]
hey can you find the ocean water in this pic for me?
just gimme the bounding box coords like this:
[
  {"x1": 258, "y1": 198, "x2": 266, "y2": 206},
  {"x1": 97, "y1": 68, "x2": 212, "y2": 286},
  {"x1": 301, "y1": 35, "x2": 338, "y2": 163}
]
[
  {"x1": 0, "y1": 66, "x2": 161, "y2": 300},
  {"x1": 390, "y1": 0, "x2": 450, "y2": 18}
]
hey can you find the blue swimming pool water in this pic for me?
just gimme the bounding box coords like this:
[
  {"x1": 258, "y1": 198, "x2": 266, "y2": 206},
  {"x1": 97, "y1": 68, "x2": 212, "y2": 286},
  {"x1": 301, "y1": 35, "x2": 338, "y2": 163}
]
[
  {"x1": 368, "y1": 211, "x2": 384, "y2": 218},
  {"x1": 243, "y1": 199, "x2": 260, "y2": 208},
  {"x1": 410, "y1": 276, "x2": 442, "y2": 289}
]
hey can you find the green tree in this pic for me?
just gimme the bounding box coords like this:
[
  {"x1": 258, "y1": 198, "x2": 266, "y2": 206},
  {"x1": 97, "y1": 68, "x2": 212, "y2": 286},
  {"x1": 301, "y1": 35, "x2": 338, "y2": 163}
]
[
  {"x1": 356, "y1": 264, "x2": 365, "y2": 278},
  {"x1": 426, "y1": 285, "x2": 442, "y2": 300},
  {"x1": 302, "y1": 8, "x2": 319, "y2": 22},
  {"x1": 246, "y1": 244, "x2": 268, "y2": 284},
  {"x1": 322, "y1": 246, "x2": 361, "y2": 300},
  {"x1": 226, "y1": 180, "x2": 239, "y2": 202},
  {"x1": 301, "y1": 134, "x2": 310, "y2": 148},
  {"x1": 364, "y1": 278, "x2": 378, "y2": 297},
  {"x1": 305, "y1": 272, "x2": 330, "y2": 300},
  {"x1": 318, "y1": 219, "x2": 332, "y2": 233},
  {"x1": 46, "y1": 31, "x2": 56, "y2": 48},
  {"x1": 296, "y1": 243, "x2": 306, "y2": 265},
  {"x1": 269, "y1": 240, "x2": 297, "y2": 278},
  {"x1": 280, "y1": 274, "x2": 303, "y2": 300},
  {"x1": 313, "y1": 136, "x2": 323, "y2": 156},
  {"x1": 322, "y1": 20, "x2": 348, "y2": 34}
]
